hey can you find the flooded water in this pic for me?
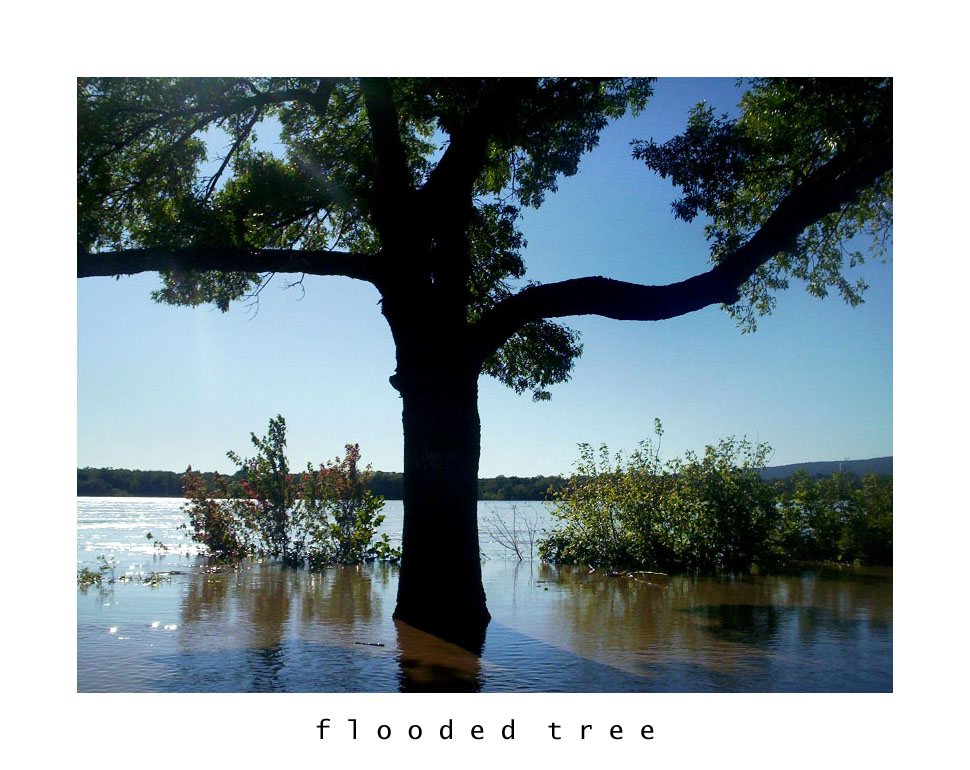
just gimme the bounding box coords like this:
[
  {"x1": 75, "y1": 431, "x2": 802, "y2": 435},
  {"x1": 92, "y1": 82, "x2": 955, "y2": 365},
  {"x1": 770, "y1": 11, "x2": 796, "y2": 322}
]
[{"x1": 77, "y1": 498, "x2": 892, "y2": 692}]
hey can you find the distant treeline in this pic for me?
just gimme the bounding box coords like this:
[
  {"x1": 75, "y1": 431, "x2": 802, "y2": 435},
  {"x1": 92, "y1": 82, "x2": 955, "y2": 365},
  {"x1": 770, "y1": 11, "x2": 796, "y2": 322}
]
[
  {"x1": 77, "y1": 467, "x2": 239, "y2": 498},
  {"x1": 78, "y1": 458, "x2": 891, "y2": 500},
  {"x1": 365, "y1": 471, "x2": 568, "y2": 501},
  {"x1": 76, "y1": 467, "x2": 565, "y2": 500}
]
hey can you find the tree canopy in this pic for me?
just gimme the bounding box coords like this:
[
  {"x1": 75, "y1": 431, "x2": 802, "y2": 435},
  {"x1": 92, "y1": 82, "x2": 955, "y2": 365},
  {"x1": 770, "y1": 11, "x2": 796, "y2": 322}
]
[
  {"x1": 78, "y1": 77, "x2": 891, "y2": 399},
  {"x1": 633, "y1": 77, "x2": 892, "y2": 330}
]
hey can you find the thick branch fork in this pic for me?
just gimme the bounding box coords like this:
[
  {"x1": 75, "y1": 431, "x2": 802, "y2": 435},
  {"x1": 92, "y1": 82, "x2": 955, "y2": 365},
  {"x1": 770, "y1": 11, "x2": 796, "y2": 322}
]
[{"x1": 77, "y1": 246, "x2": 382, "y2": 285}]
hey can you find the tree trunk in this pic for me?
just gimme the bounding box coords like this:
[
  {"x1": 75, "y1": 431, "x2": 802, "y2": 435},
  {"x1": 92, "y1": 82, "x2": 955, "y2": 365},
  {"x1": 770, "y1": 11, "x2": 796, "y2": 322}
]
[{"x1": 392, "y1": 373, "x2": 490, "y2": 652}]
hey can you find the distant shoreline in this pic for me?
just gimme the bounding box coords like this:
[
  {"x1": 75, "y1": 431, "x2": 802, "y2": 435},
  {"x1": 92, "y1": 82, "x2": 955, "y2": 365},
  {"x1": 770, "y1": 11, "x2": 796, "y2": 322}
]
[{"x1": 78, "y1": 456, "x2": 892, "y2": 500}]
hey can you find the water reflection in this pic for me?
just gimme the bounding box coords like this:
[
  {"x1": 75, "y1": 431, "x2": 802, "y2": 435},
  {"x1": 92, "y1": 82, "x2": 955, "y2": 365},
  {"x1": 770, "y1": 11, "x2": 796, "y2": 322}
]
[
  {"x1": 395, "y1": 620, "x2": 483, "y2": 692},
  {"x1": 516, "y1": 563, "x2": 892, "y2": 690},
  {"x1": 163, "y1": 561, "x2": 399, "y2": 691},
  {"x1": 78, "y1": 557, "x2": 891, "y2": 692}
]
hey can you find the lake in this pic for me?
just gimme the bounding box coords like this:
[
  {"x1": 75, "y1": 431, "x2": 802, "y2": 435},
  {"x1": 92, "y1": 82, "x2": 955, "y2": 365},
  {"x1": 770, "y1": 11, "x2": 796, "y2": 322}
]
[{"x1": 77, "y1": 497, "x2": 892, "y2": 692}]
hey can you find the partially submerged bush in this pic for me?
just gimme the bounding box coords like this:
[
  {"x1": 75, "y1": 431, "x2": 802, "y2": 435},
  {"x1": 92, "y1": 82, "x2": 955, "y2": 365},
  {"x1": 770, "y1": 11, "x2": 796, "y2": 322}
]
[
  {"x1": 77, "y1": 557, "x2": 177, "y2": 588},
  {"x1": 77, "y1": 566, "x2": 103, "y2": 588},
  {"x1": 775, "y1": 470, "x2": 892, "y2": 564},
  {"x1": 539, "y1": 422, "x2": 892, "y2": 572},
  {"x1": 183, "y1": 415, "x2": 399, "y2": 567},
  {"x1": 538, "y1": 421, "x2": 776, "y2": 572},
  {"x1": 77, "y1": 555, "x2": 124, "y2": 588}
]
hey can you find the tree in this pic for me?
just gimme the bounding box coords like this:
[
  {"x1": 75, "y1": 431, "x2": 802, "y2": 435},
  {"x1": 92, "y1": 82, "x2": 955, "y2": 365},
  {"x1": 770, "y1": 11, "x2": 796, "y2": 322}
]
[{"x1": 77, "y1": 77, "x2": 892, "y2": 650}]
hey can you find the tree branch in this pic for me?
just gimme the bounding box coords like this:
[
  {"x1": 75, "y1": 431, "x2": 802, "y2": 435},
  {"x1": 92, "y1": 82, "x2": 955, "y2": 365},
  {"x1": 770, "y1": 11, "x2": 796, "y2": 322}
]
[
  {"x1": 360, "y1": 78, "x2": 414, "y2": 242},
  {"x1": 469, "y1": 126, "x2": 892, "y2": 366},
  {"x1": 86, "y1": 81, "x2": 338, "y2": 165},
  {"x1": 77, "y1": 245, "x2": 384, "y2": 286},
  {"x1": 306, "y1": 78, "x2": 337, "y2": 121},
  {"x1": 203, "y1": 108, "x2": 263, "y2": 200},
  {"x1": 419, "y1": 79, "x2": 535, "y2": 209}
]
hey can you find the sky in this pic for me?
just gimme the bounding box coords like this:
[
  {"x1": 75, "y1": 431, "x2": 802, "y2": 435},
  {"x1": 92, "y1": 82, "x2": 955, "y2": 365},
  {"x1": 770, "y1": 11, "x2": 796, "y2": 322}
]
[{"x1": 76, "y1": 77, "x2": 892, "y2": 477}]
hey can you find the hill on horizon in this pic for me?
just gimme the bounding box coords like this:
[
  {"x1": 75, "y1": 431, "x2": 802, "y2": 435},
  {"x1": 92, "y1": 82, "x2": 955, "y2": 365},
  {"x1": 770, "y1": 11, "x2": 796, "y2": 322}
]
[{"x1": 757, "y1": 456, "x2": 892, "y2": 480}]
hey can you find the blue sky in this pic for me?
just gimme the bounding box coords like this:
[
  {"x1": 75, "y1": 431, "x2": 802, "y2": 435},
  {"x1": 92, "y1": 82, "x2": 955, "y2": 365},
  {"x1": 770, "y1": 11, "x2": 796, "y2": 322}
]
[{"x1": 77, "y1": 78, "x2": 892, "y2": 477}]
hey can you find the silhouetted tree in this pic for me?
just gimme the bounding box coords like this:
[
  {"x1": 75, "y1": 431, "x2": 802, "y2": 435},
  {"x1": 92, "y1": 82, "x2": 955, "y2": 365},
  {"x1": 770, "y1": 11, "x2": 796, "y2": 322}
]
[{"x1": 77, "y1": 77, "x2": 892, "y2": 648}]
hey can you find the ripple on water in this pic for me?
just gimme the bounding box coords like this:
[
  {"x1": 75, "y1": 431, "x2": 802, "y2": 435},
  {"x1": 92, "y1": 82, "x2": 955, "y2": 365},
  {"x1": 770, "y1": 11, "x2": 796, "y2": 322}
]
[{"x1": 77, "y1": 498, "x2": 892, "y2": 692}]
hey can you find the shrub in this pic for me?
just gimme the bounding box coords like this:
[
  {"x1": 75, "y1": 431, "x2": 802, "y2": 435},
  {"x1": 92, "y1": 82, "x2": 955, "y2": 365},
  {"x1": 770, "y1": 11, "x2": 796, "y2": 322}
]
[
  {"x1": 540, "y1": 424, "x2": 892, "y2": 572},
  {"x1": 183, "y1": 415, "x2": 399, "y2": 567},
  {"x1": 538, "y1": 421, "x2": 777, "y2": 572},
  {"x1": 182, "y1": 470, "x2": 252, "y2": 558},
  {"x1": 774, "y1": 470, "x2": 892, "y2": 564},
  {"x1": 673, "y1": 438, "x2": 778, "y2": 570}
]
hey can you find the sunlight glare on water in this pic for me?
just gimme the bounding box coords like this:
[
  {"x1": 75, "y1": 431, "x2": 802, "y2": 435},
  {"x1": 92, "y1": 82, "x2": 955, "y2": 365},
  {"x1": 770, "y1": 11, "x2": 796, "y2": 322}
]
[{"x1": 77, "y1": 497, "x2": 892, "y2": 693}]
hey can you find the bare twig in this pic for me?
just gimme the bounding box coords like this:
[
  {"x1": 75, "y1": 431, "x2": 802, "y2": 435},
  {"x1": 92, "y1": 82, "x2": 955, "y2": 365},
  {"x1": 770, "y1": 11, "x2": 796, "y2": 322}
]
[
  {"x1": 483, "y1": 505, "x2": 540, "y2": 561},
  {"x1": 203, "y1": 108, "x2": 263, "y2": 201}
]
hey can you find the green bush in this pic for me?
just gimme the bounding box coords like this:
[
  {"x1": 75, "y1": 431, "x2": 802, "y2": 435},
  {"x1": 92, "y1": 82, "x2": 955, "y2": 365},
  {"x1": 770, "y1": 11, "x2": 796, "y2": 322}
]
[
  {"x1": 538, "y1": 421, "x2": 776, "y2": 572},
  {"x1": 673, "y1": 438, "x2": 779, "y2": 570},
  {"x1": 183, "y1": 415, "x2": 399, "y2": 567},
  {"x1": 775, "y1": 470, "x2": 892, "y2": 564},
  {"x1": 540, "y1": 425, "x2": 892, "y2": 572}
]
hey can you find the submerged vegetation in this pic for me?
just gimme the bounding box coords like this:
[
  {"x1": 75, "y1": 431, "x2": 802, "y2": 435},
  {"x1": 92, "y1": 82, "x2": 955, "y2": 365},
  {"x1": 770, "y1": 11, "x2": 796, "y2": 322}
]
[
  {"x1": 182, "y1": 415, "x2": 400, "y2": 568},
  {"x1": 773, "y1": 469, "x2": 892, "y2": 565},
  {"x1": 77, "y1": 555, "x2": 118, "y2": 587},
  {"x1": 77, "y1": 554, "x2": 177, "y2": 588},
  {"x1": 538, "y1": 421, "x2": 892, "y2": 572},
  {"x1": 78, "y1": 417, "x2": 889, "y2": 581},
  {"x1": 483, "y1": 505, "x2": 541, "y2": 561}
]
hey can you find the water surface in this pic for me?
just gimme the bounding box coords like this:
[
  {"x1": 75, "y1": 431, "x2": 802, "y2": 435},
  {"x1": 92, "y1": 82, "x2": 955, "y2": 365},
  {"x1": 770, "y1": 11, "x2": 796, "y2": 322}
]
[{"x1": 77, "y1": 498, "x2": 892, "y2": 692}]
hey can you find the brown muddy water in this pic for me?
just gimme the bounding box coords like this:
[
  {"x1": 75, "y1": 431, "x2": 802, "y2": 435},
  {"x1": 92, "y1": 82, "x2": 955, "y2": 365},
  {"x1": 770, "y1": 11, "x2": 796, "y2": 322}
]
[{"x1": 77, "y1": 498, "x2": 892, "y2": 692}]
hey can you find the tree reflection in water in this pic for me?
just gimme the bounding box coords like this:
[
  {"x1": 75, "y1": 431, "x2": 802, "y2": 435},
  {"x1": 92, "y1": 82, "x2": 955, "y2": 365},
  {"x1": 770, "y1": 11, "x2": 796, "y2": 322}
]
[
  {"x1": 175, "y1": 561, "x2": 486, "y2": 691},
  {"x1": 530, "y1": 563, "x2": 892, "y2": 687},
  {"x1": 394, "y1": 619, "x2": 483, "y2": 692},
  {"x1": 159, "y1": 559, "x2": 890, "y2": 692},
  {"x1": 174, "y1": 561, "x2": 400, "y2": 691}
]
